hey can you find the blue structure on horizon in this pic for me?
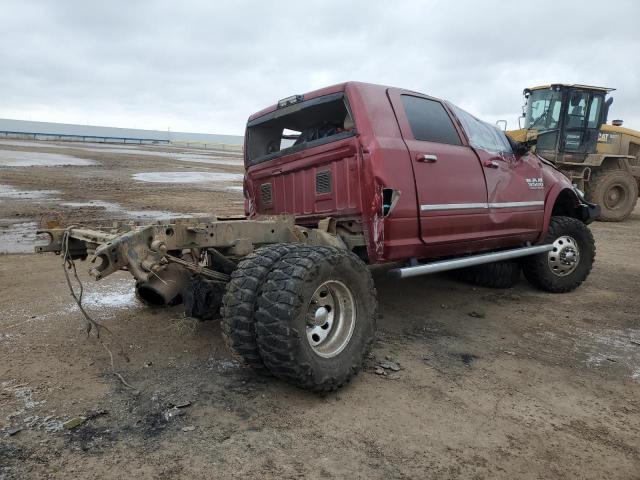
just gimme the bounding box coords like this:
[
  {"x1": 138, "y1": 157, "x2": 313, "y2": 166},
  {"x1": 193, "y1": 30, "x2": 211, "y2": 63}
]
[{"x1": 0, "y1": 118, "x2": 244, "y2": 145}]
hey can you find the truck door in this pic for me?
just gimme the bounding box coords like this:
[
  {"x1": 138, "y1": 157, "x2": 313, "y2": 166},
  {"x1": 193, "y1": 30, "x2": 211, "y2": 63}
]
[
  {"x1": 387, "y1": 90, "x2": 490, "y2": 245},
  {"x1": 447, "y1": 103, "x2": 544, "y2": 239}
]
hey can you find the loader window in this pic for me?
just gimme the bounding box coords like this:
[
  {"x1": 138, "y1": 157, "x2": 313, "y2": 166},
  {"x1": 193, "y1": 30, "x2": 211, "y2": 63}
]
[
  {"x1": 565, "y1": 91, "x2": 588, "y2": 129},
  {"x1": 587, "y1": 96, "x2": 603, "y2": 129},
  {"x1": 526, "y1": 89, "x2": 562, "y2": 131},
  {"x1": 245, "y1": 93, "x2": 356, "y2": 166}
]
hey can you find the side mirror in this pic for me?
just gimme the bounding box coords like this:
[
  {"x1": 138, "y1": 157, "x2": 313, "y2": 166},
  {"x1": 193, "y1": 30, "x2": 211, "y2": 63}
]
[
  {"x1": 495, "y1": 120, "x2": 507, "y2": 131},
  {"x1": 506, "y1": 129, "x2": 537, "y2": 155}
]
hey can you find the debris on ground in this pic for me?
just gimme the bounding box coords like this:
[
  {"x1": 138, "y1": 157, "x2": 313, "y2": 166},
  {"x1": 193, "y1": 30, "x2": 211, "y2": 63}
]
[
  {"x1": 378, "y1": 360, "x2": 401, "y2": 371},
  {"x1": 63, "y1": 417, "x2": 86, "y2": 430},
  {"x1": 467, "y1": 311, "x2": 485, "y2": 319},
  {"x1": 181, "y1": 426, "x2": 196, "y2": 432},
  {"x1": 163, "y1": 407, "x2": 186, "y2": 421}
]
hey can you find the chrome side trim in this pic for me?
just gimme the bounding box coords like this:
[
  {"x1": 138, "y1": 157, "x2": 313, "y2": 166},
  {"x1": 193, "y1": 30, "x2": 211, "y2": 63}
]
[
  {"x1": 488, "y1": 201, "x2": 544, "y2": 208},
  {"x1": 420, "y1": 200, "x2": 544, "y2": 211},
  {"x1": 420, "y1": 203, "x2": 487, "y2": 211}
]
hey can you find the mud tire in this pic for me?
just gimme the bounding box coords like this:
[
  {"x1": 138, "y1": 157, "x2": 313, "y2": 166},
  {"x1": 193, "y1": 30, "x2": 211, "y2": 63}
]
[
  {"x1": 455, "y1": 260, "x2": 521, "y2": 289},
  {"x1": 586, "y1": 169, "x2": 638, "y2": 222},
  {"x1": 522, "y1": 216, "x2": 595, "y2": 293},
  {"x1": 255, "y1": 246, "x2": 377, "y2": 392},
  {"x1": 221, "y1": 243, "x2": 298, "y2": 374}
]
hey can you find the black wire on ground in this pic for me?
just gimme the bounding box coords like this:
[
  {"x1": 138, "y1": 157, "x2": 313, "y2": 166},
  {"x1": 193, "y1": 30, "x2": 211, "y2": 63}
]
[{"x1": 61, "y1": 228, "x2": 138, "y2": 392}]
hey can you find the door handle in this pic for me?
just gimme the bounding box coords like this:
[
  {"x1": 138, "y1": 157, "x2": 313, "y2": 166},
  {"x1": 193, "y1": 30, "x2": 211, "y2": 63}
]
[
  {"x1": 417, "y1": 154, "x2": 438, "y2": 163},
  {"x1": 483, "y1": 159, "x2": 499, "y2": 169}
]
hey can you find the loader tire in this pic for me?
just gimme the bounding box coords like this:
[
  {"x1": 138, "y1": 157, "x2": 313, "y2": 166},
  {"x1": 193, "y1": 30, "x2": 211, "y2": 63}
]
[
  {"x1": 522, "y1": 216, "x2": 595, "y2": 293},
  {"x1": 221, "y1": 243, "x2": 298, "y2": 374},
  {"x1": 455, "y1": 260, "x2": 521, "y2": 288},
  {"x1": 255, "y1": 246, "x2": 377, "y2": 392},
  {"x1": 586, "y1": 169, "x2": 638, "y2": 222}
]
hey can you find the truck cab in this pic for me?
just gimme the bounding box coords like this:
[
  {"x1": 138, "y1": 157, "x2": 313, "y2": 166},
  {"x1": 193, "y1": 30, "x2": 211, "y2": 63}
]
[{"x1": 244, "y1": 81, "x2": 596, "y2": 264}]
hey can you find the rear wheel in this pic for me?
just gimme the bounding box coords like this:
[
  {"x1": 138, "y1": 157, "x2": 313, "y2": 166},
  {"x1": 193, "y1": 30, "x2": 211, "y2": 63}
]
[
  {"x1": 255, "y1": 246, "x2": 377, "y2": 392},
  {"x1": 522, "y1": 216, "x2": 595, "y2": 293},
  {"x1": 221, "y1": 244, "x2": 297, "y2": 373},
  {"x1": 586, "y1": 169, "x2": 638, "y2": 222}
]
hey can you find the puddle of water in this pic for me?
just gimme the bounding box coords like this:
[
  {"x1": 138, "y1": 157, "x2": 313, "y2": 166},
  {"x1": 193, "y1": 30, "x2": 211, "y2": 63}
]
[
  {"x1": 0, "y1": 149, "x2": 97, "y2": 167},
  {"x1": 83, "y1": 148, "x2": 242, "y2": 165},
  {"x1": 132, "y1": 171, "x2": 243, "y2": 184},
  {"x1": 0, "y1": 184, "x2": 59, "y2": 200},
  {"x1": 173, "y1": 154, "x2": 243, "y2": 166},
  {"x1": 0, "y1": 140, "x2": 243, "y2": 163},
  {"x1": 0, "y1": 221, "x2": 40, "y2": 253},
  {"x1": 60, "y1": 200, "x2": 187, "y2": 220}
]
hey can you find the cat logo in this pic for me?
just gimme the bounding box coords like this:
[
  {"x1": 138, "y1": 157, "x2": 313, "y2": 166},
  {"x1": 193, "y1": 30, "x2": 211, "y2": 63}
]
[
  {"x1": 526, "y1": 177, "x2": 544, "y2": 189},
  {"x1": 598, "y1": 132, "x2": 619, "y2": 143}
]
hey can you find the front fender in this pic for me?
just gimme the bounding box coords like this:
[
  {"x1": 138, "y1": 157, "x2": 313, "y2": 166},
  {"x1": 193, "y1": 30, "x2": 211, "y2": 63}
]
[{"x1": 539, "y1": 184, "x2": 600, "y2": 241}]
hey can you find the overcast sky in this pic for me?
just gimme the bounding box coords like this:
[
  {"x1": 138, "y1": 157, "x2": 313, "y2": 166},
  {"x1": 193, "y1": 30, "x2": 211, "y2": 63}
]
[{"x1": 1, "y1": 0, "x2": 639, "y2": 135}]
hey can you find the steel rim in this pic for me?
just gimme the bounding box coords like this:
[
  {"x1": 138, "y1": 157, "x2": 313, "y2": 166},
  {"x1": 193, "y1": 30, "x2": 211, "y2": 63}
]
[
  {"x1": 305, "y1": 280, "x2": 356, "y2": 358},
  {"x1": 604, "y1": 184, "x2": 627, "y2": 210},
  {"x1": 548, "y1": 235, "x2": 580, "y2": 277}
]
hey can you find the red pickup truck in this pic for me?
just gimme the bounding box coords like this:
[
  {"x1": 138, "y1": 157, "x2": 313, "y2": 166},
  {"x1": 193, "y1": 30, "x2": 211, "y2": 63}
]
[{"x1": 38, "y1": 81, "x2": 599, "y2": 392}]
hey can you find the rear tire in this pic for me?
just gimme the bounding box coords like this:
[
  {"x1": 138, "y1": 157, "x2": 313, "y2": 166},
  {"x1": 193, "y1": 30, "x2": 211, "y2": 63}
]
[
  {"x1": 586, "y1": 169, "x2": 638, "y2": 222},
  {"x1": 255, "y1": 246, "x2": 377, "y2": 392},
  {"x1": 522, "y1": 216, "x2": 595, "y2": 293},
  {"x1": 221, "y1": 244, "x2": 298, "y2": 374},
  {"x1": 455, "y1": 260, "x2": 521, "y2": 288}
]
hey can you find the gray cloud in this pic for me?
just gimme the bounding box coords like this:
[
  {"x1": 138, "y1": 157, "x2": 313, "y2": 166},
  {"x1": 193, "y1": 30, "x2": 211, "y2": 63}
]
[{"x1": 1, "y1": 0, "x2": 638, "y2": 134}]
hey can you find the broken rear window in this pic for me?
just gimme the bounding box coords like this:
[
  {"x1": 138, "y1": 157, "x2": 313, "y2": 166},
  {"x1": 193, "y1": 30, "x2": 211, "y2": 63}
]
[{"x1": 245, "y1": 93, "x2": 356, "y2": 166}]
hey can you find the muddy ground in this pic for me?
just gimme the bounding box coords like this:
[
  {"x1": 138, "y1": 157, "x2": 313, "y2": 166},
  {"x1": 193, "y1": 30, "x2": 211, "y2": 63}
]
[{"x1": 1, "y1": 139, "x2": 639, "y2": 479}]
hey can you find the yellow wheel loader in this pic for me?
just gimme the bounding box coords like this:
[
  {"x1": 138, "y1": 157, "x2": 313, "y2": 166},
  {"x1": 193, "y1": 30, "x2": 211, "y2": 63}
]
[{"x1": 508, "y1": 84, "x2": 640, "y2": 221}]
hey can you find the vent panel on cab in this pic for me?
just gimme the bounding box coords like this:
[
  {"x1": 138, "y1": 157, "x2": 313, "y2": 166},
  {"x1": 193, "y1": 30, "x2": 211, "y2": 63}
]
[{"x1": 316, "y1": 170, "x2": 332, "y2": 194}]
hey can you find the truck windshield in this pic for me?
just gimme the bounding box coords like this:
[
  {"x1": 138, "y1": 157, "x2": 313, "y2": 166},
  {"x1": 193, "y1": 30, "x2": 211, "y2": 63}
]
[
  {"x1": 525, "y1": 89, "x2": 563, "y2": 131},
  {"x1": 245, "y1": 93, "x2": 356, "y2": 166}
]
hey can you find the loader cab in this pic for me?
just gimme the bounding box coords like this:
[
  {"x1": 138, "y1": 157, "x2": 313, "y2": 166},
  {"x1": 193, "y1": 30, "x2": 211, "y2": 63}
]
[{"x1": 523, "y1": 84, "x2": 614, "y2": 162}]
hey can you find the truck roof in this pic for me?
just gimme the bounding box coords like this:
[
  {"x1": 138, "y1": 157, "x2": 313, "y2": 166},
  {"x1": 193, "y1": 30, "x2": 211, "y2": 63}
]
[{"x1": 247, "y1": 81, "x2": 431, "y2": 123}]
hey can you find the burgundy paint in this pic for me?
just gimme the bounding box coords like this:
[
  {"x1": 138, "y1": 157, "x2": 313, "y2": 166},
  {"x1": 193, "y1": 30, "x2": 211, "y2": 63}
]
[{"x1": 244, "y1": 82, "x2": 578, "y2": 264}]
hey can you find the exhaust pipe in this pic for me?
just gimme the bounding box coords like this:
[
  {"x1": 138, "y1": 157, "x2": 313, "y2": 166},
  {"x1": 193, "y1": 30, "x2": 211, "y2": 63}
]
[
  {"x1": 389, "y1": 244, "x2": 553, "y2": 279},
  {"x1": 136, "y1": 263, "x2": 191, "y2": 306}
]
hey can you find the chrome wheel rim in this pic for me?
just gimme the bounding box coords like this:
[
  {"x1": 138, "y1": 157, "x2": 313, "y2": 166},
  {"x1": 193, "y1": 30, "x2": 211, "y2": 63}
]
[
  {"x1": 548, "y1": 235, "x2": 580, "y2": 277},
  {"x1": 305, "y1": 280, "x2": 356, "y2": 358}
]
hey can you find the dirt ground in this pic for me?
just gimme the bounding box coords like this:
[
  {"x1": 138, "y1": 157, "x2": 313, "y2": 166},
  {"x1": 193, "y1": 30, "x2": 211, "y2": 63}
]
[{"x1": 1, "y1": 139, "x2": 639, "y2": 479}]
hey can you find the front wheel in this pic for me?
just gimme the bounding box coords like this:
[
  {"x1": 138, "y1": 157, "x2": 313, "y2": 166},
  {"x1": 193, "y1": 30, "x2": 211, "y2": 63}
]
[
  {"x1": 522, "y1": 216, "x2": 595, "y2": 293},
  {"x1": 255, "y1": 246, "x2": 377, "y2": 392}
]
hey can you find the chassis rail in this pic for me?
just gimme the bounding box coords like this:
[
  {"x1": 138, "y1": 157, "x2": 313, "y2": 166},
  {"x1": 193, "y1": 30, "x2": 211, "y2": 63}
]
[{"x1": 36, "y1": 216, "x2": 344, "y2": 285}]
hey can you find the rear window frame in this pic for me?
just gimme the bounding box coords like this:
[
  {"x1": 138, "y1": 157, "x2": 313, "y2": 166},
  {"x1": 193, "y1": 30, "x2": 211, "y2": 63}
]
[{"x1": 245, "y1": 92, "x2": 356, "y2": 167}]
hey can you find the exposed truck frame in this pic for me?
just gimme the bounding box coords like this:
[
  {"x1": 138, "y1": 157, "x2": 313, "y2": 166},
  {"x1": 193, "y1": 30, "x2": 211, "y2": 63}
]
[{"x1": 37, "y1": 81, "x2": 599, "y2": 392}]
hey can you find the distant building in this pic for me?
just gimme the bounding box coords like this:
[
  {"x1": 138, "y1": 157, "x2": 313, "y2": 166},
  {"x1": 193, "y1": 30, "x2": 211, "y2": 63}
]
[{"x1": 0, "y1": 118, "x2": 244, "y2": 146}]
